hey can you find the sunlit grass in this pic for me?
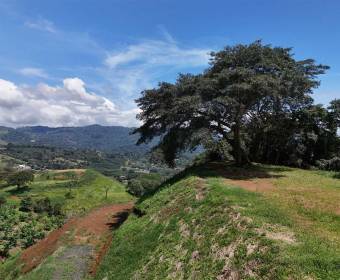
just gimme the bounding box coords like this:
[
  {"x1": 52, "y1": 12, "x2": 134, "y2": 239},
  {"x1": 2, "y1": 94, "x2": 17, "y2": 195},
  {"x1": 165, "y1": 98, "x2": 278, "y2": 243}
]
[
  {"x1": 94, "y1": 165, "x2": 340, "y2": 279},
  {"x1": 251, "y1": 166, "x2": 340, "y2": 244},
  {"x1": 0, "y1": 169, "x2": 133, "y2": 215}
]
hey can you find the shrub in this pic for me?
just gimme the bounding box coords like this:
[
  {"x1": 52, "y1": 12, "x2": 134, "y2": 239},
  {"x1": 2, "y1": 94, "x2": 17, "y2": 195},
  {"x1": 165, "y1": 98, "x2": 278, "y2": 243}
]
[
  {"x1": 127, "y1": 179, "x2": 144, "y2": 196},
  {"x1": 20, "y1": 222, "x2": 45, "y2": 248},
  {"x1": 19, "y1": 196, "x2": 34, "y2": 212},
  {"x1": 65, "y1": 191, "x2": 75, "y2": 199},
  {"x1": 127, "y1": 174, "x2": 163, "y2": 197},
  {"x1": 316, "y1": 157, "x2": 340, "y2": 171},
  {"x1": 0, "y1": 195, "x2": 6, "y2": 207},
  {"x1": 51, "y1": 202, "x2": 63, "y2": 216},
  {"x1": 33, "y1": 197, "x2": 52, "y2": 214}
]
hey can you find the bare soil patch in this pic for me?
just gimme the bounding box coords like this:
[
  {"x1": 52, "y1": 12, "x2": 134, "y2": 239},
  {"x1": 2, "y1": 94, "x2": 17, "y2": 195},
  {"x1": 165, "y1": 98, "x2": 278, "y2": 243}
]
[
  {"x1": 224, "y1": 178, "x2": 275, "y2": 193},
  {"x1": 19, "y1": 202, "x2": 133, "y2": 275},
  {"x1": 256, "y1": 224, "x2": 296, "y2": 244},
  {"x1": 52, "y1": 169, "x2": 86, "y2": 175}
]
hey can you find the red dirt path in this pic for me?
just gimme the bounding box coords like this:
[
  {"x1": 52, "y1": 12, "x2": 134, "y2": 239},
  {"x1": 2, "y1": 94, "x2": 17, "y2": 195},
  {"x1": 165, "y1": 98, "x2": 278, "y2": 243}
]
[{"x1": 19, "y1": 202, "x2": 134, "y2": 274}]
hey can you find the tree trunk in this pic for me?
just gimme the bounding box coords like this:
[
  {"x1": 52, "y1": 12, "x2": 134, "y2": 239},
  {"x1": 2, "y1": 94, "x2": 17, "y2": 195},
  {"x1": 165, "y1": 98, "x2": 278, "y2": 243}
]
[
  {"x1": 232, "y1": 118, "x2": 250, "y2": 166},
  {"x1": 233, "y1": 120, "x2": 242, "y2": 166}
]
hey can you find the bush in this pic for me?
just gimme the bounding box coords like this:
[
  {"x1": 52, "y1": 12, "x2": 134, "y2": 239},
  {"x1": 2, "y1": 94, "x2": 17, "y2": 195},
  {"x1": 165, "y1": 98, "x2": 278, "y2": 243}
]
[
  {"x1": 0, "y1": 204, "x2": 63, "y2": 256},
  {"x1": 127, "y1": 179, "x2": 144, "y2": 196},
  {"x1": 20, "y1": 222, "x2": 45, "y2": 248},
  {"x1": 33, "y1": 197, "x2": 52, "y2": 214},
  {"x1": 51, "y1": 202, "x2": 63, "y2": 216},
  {"x1": 127, "y1": 173, "x2": 163, "y2": 197},
  {"x1": 32, "y1": 197, "x2": 63, "y2": 216},
  {"x1": 0, "y1": 195, "x2": 6, "y2": 207},
  {"x1": 65, "y1": 191, "x2": 75, "y2": 199},
  {"x1": 19, "y1": 196, "x2": 34, "y2": 212},
  {"x1": 316, "y1": 157, "x2": 340, "y2": 171}
]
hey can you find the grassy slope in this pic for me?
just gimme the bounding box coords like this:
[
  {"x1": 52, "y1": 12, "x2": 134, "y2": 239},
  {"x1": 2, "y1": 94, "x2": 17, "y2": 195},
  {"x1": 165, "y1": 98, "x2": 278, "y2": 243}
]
[
  {"x1": 94, "y1": 163, "x2": 340, "y2": 280},
  {"x1": 1, "y1": 169, "x2": 132, "y2": 214},
  {"x1": 0, "y1": 169, "x2": 133, "y2": 280}
]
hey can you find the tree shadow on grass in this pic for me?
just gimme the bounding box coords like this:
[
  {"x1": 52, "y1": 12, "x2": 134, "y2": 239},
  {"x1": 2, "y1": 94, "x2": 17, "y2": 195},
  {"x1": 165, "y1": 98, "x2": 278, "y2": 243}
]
[
  {"x1": 332, "y1": 172, "x2": 340, "y2": 179},
  {"x1": 138, "y1": 161, "x2": 291, "y2": 204},
  {"x1": 6, "y1": 186, "x2": 30, "y2": 195},
  {"x1": 201, "y1": 162, "x2": 290, "y2": 180},
  {"x1": 106, "y1": 211, "x2": 131, "y2": 230}
]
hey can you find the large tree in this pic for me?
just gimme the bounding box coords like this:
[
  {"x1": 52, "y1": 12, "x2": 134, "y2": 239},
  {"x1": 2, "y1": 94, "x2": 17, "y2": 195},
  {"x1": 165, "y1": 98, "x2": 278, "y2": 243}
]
[{"x1": 134, "y1": 41, "x2": 328, "y2": 166}]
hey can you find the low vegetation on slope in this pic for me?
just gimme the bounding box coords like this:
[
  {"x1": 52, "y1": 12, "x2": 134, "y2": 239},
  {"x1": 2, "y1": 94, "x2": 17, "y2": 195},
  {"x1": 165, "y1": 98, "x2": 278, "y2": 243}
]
[
  {"x1": 0, "y1": 169, "x2": 133, "y2": 279},
  {"x1": 94, "y1": 163, "x2": 340, "y2": 280}
]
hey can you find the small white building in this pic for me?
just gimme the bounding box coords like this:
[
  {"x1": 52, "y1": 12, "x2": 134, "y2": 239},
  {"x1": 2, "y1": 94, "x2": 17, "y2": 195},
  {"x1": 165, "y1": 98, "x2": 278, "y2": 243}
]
[{"x1": 16, "y1": 164, "x2": 32, "y2": 171}]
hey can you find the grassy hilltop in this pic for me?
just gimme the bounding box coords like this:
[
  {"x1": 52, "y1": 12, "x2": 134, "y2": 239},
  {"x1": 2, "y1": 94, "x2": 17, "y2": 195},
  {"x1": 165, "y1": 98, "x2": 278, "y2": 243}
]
[{"x1": 94, "y1": 163, "x2": 340, "y2": 280}]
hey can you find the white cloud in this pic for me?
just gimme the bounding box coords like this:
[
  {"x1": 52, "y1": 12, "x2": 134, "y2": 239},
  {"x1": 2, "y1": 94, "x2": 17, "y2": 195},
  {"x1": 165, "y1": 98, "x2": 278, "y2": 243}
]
[
  {"x1": 25, "y1": 18, "x2": 56, "y2": 33},
  {"x1": 0, "y1": 78, "x2": 139, "y2": 127},
  {"x1": 105, "y1": 39, "x2": 210, "y2": 69},
  {"x1": 102, "y1": 37, "x2": 211, "y2": 103},
  {"x1": 1, "y1": 32, "x2": 212, "y2": 128},
  {"x1": 19, "y1": 67, "x2": 49, "y2": 78}
]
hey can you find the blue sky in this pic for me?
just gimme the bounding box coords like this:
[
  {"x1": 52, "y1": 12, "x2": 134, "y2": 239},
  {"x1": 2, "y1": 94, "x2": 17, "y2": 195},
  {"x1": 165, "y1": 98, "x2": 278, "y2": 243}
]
[{"x1": 0, "y1": 0, "x2": 339, "y2": 127}]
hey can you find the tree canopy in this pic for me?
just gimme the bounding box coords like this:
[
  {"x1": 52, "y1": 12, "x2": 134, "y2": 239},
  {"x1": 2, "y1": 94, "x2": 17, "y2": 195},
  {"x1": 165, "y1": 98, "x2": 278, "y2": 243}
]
[
  {"x1": 7, "y1": 170, "x2": 34, "y2": 189},
  {"x1": 134, "y1": 41, "x2": 331, "y2": 167}
]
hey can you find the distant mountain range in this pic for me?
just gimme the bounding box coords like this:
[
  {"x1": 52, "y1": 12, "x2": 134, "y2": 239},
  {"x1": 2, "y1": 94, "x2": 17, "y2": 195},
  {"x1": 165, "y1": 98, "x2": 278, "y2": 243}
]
[{"x1": 0, "y1": 125, "x2": 153, "y2": 153}]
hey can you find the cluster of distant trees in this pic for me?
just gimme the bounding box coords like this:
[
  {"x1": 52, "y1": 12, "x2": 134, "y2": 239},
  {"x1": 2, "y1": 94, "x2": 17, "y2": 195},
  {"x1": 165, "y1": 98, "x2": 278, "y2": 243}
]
[{"x1": 134, "y1": 41, "x2": 340, "y2": 170}]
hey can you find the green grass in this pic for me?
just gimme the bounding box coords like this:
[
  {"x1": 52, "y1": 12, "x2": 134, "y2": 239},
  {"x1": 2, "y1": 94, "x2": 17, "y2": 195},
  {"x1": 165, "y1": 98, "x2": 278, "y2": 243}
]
[
  {"x1": 94, "y1": 163, "x2": 340, "y2": 280},
  {"x1": 0, "y1": 169, "x2": 133, "y2": 280},
  {"x1": 18, "y1": 246, "x2": 93, "y2": 280},
  {"x1": 1, "y1": 169, "x2": 133, "y2": 215}
]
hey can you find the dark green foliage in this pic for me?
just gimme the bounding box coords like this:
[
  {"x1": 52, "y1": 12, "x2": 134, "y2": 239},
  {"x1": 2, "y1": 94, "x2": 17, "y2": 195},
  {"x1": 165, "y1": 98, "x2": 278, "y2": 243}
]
[
  {"x1": 20, "y1": 222, "x2": 45, "y2": 248},
  {"x1": 254, "y1": 102, "x2": 340, "y2": 168},
  {"x1": 0, "y1": 195, "x2": 6, "y2": 207},
  {"x1": 127, "y1": 179, "x2": 144, "y2": 196},
  {"x1": 316, "y1": 157, "x2": 340, "y2": 171},
  {"x1": 0, "y1": 205, "x2": 63, "y2": 256},
  {"x1": 127, "y1": 173, "x2": 163, "y2": 197},
  {"x1": 19, "y1": 196, "x2": 34, "y2": 212},
  {"x1": 33, "y1": 197, "x2": 52, "y2": 214},
  {"x1": 134, "y1": 41, "x2": 329, "y2": 167},
  {"x1": 51, "y1": 202, "x2": 62, "y2": 216},
  {"x1": 64, "y1": 191, "x2": 75, "y2": 199},
  {"x1": 20, "y1": 196, "x2": 63, "y2": 216},
  {"x1": 7, "y1": 170, "x2": 34, "y2": 189}
]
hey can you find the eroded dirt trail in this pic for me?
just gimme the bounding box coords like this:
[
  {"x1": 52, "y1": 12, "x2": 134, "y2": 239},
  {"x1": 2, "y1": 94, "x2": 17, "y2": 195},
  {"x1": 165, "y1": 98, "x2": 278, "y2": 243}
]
[{"x1": 19, "y1": 202, "x2": 134, "y2": 277}]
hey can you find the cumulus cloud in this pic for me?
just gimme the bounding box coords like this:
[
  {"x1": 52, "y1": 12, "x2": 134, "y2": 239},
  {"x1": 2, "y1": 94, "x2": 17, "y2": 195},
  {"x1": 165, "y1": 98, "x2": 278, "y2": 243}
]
[
  {"x1": 1, "y1": 31, "x2": 212, "y2": 127},
  {"x1": 0, "y1": 78, "x2": 139, "y2": 127},
  {"x1": 19, "y1": 67, "x2": 49, "y2": 78},
  {"x1": 25, "y1": 18, "x2": 56, "y2": 33}
]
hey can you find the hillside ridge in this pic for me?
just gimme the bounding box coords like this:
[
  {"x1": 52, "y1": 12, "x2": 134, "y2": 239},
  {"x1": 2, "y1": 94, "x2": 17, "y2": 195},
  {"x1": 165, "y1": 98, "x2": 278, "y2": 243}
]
[
  {"x1": 0, "y1": 125, "x2": 154, "y2": 153},
  {"x1": 94, "y1": 162, "x2": 340, "y2": 280}
]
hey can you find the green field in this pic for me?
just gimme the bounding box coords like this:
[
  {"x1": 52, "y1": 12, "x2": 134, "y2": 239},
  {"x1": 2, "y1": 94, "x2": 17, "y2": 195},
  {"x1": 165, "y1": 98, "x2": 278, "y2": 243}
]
[{"x1": 94, "y1": 163, "x2": 340, "y2": 280}]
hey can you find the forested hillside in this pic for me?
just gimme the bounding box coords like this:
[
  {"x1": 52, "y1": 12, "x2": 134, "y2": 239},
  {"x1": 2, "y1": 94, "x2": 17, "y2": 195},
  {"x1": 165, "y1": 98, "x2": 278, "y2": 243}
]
[{"x1": 0, "y1": 125, "x2": 153, "y2": 153}]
